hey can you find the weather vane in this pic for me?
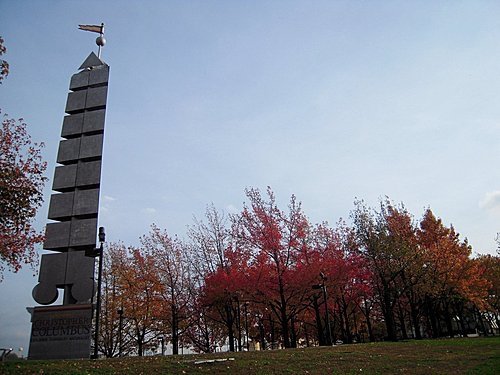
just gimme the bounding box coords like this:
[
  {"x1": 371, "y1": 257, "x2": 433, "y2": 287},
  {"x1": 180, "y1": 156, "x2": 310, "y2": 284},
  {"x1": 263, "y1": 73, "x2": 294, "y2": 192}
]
[{"x1": 78, "y1": 23, "x2": 106, "y2": 58}]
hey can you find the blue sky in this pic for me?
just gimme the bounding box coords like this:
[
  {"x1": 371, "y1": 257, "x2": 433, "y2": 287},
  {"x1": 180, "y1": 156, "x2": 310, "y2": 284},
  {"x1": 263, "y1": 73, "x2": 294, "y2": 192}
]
[{"x1": 2, "y1": 0, "x2": 500, "y2": 354}]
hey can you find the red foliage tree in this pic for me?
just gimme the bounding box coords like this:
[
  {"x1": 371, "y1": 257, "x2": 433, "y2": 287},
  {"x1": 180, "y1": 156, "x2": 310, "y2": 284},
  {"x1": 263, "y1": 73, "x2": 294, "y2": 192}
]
[
  {"x1": 234, "y1": 187, "x2": 311, "y2": 348},
  {"x1": 0, "y1": 37, "x2": 47, "y2": 277},
  {"x1": 0, "y1": 112, "x2": 47, "y2": 277}
]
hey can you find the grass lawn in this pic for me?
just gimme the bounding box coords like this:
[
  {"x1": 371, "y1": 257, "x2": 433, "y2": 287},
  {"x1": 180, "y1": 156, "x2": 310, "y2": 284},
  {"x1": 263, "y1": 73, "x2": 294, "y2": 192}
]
[{"x1": 1, "y1": 336, "x2": 499, "y2": 374}]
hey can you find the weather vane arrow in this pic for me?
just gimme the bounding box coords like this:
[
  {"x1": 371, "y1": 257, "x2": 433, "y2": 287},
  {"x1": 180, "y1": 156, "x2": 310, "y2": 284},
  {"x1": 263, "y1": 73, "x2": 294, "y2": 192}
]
[{"x1": 78, "y1": 23, "x2": 106, "y2": 58}]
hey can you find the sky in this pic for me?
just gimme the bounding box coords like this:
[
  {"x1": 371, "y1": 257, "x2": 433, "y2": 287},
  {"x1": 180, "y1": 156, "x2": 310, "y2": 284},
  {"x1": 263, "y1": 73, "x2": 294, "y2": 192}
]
[{"x1": 2, "y1": 0, "x2": 500, "y2": 355}]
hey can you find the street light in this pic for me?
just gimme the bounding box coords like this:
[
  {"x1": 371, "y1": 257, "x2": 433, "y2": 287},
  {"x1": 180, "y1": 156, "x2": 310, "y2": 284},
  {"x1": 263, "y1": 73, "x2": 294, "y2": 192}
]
[
  {"x1": 87, "y1": 226, "x2": 106, "y2": 359},
  {"x1": 312, "y1": 272, "x2": 332, "y2": 345},
  {"x1": 160, "y1": 336, "x2": 165, "y2": 356},
  {"x1": 244, "y1": 302, "x2": 250, "y2": 351},
  {"x1": 117, "y1": 307, "x2": 124, "y2": 357}
]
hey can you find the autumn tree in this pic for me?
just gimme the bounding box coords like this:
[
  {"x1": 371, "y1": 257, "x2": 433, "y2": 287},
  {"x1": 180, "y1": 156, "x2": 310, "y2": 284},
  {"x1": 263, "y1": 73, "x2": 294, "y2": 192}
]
[
  {"x1": 234, "y1": 187, "x2": 311, "y2": 348},
  {"x1": 351, "y1": 199, "x2": 419, "y2": 341},
  {"x1": 187, "y1": 204, "x2": 243, "y2": 352},
  {"x1": 188, "y1": 204, "x2": 231, "y2": 275},
  {"x1": 0, "y1": 37, "x2": 47, "y2": 277},
  {"x1": 141, "y1": 225, "x2": 194, "y2": 355},
  {"x1": 476, "y1": 254, "x2": 500, "y2": 332},
  {"x1": 418, "y1": 209, "x2": 489, "y2": 337},
  {"x1": 98, "y1": 243, "x2": 134, "y2": 357},
  {"x1": 113, "y1": 246, "x2": 163, "y2": 356},
  {"x1": 0, "y1": 112, "x2": 47, "y2": 276}
]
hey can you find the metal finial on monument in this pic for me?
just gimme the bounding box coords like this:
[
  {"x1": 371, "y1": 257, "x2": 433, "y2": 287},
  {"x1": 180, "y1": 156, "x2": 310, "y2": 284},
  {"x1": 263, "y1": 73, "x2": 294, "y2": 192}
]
[{"x1": 78, "y1": 23, "x2": 106, "y2": 58}]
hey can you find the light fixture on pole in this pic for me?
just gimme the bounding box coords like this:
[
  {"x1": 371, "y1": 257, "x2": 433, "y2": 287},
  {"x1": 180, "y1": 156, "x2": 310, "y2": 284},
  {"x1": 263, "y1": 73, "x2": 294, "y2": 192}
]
[
  {"x1": 87, "y1": 226, "x2": 105, "y2": 359},
  {"x1": 312, "y1": 272, "x2": 332, "y2": 345}
]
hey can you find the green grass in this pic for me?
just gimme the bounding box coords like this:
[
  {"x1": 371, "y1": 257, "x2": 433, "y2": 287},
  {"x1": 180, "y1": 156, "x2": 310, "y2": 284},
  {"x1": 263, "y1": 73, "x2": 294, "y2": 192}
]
[{"x1": 1, "y1": 336, "x2": 499, "y2": 374}]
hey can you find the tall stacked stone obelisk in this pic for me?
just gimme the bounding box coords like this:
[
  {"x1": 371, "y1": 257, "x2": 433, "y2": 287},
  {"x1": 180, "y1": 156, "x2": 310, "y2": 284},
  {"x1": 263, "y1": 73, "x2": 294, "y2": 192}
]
[{"x1": 28, "y1": 51, "x2": 110, "y2": 360}]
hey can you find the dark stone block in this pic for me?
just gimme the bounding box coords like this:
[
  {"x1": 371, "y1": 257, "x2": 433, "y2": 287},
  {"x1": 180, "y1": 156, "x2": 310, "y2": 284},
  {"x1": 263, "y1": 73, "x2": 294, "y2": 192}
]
[
  {"x1": 82, "y1": 109, "x2": 105, "y2": 133},
  {"x1": 85, "y1": 86, "x2": 107, "y2": 109},
  {"x1": 56, "y1": 138, "x2": 81, "y2": 164},
  {"x1": 76, "y1": 160, "x2": 101, "y2": 187},
  {"x1": 52, "y1": 164, "x2": 77, "y2": 192},
  {"x1": 69, "y1": 70, "x2": 90, "y2": 91},
  {"x1": 44, "y1": 221, "x2": 71, "y2": 250},
  {"x1": 61, "y1": 114, "x2": 84, "y2": 138},
  {"x1": 65, "y1": 252, "x2": 95, "y2": 302},
  {"x1": 32, "y1": 252, "x2": 68, "y2": 305},
  {"x1": 73, "y1": 189, "x2": 99, "y2": 216},
  {"x1": 65, "y1": 91, "x2": 87, "y2": 114},
  {"x1": 69, "y1": 218, "x2": 97, "y2": 248},
  {"x1": 79, "y1": 134, "x2": 103, "y2": 160},
  {"x1": 47, "y1": 192, "x2": 74, "y2": 220},
  {"x1": 89, "y1": 65, "x2": 109, "y2": 86}
]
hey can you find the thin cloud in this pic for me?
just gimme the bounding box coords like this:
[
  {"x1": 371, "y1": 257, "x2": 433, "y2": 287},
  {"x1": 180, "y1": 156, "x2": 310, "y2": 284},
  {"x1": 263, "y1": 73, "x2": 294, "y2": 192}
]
[
  {"x1": 479, "y1": 191, "x2": 500, "y2": 211},
  {"x1": 142, "y1": 207, "x2": 157, "y2": 215}
]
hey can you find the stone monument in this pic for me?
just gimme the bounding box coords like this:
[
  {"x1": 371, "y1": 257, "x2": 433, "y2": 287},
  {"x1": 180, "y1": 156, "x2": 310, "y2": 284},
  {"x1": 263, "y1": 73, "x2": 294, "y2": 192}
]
[{"x1": 28, "y1": 27, "x2": 110, "y2": 360}]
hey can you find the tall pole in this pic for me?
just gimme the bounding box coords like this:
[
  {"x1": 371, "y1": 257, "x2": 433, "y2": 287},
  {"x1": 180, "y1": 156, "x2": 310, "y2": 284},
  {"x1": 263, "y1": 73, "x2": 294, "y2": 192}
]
[
  {"x1": 93, "y1": 227, "x2": 105, "y2": 358},
  {"x1": 320, "y1": 272, "x2": 333, "y2": 346},
  {"x1": 244, "y1": 302, "x2": 249, "y2": 351},
  {"x1": 118, "y1": 308, "x2": 123, "y2": 357},
  {"x1": 322, "y1": 284, "x2": 333, "y2": 345}
]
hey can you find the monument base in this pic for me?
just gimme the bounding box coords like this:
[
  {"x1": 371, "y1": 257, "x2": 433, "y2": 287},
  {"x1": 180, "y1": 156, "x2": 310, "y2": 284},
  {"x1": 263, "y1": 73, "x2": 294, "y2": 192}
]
[{"x1": 28, "y1": 304, "x2": 93, "y2": 360}]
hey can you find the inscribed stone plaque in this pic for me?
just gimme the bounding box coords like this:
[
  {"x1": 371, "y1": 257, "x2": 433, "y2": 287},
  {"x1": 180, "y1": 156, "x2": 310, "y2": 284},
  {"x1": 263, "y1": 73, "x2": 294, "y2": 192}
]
[{"x1": 28, "y1": 304, "x2": 93, "y2": 360}]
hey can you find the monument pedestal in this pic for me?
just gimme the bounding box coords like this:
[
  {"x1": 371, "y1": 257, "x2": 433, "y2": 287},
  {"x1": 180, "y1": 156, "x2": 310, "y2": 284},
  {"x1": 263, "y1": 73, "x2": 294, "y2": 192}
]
[{"x1": 28, "y1": 304, "x2": 93, "y2": 360}]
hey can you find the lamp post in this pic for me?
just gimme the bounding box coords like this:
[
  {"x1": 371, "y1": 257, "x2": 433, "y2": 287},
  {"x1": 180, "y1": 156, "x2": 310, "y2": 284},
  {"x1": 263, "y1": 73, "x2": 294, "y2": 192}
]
[
  {"x1": 87, "y1": 227, "x2": 105, "y2": 359},
  {"x1": 117, "y1": 307, "x2": 124, "y2": 357},
  {"x1": 312, "y1": 272, "x2": 332, "y2": 345},
  {"x1": 244, "y1": 302, "x2": 249, "y2": 351}
]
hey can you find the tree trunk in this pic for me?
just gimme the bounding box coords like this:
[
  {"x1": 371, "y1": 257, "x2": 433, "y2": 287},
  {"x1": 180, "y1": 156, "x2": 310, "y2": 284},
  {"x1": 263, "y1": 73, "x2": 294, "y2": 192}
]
[
  {"x1": 341, "y1": 296, "x2": 353, "y2": 344},
  {"x1": 225, "y1": 302, "x2": 235, "y2": 352},
  {"x1": 409, "y1": 298, "x2": 422, "y2": 339},
  {"x1": 259, "y1": 318, "x2": 266, "y2": 350},
  {"x1": 397, "y1": 302, "x2": 408, "y2": 340},
  {"x1": 443, "y1": 302, "x2": 454, "y2": 337},
  {"x1": 172, "y1": 305, "x2": 179, "y2": 355},
  {"x1": 425, "y1": 296, "x2": 439, "y2": 338},
  {"x1": 278, "y1": 282, "x2": 291, "y2": 348},
  {"x1": 290, "y1": 316, "x2": 297, "y2": 348},
  {"x1": 382, "y1": 287, "x2": 397, "y2": 341}
]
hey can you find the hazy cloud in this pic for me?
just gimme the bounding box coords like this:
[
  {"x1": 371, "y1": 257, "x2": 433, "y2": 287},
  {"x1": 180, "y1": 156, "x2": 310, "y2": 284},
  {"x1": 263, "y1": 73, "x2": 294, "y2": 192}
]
[
  {"x1": 142, "y1": 207, "x2": 157, "y2": 215},
  {"x1": 479, "y1": 191, "x2": 500, "y2": 211}
]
